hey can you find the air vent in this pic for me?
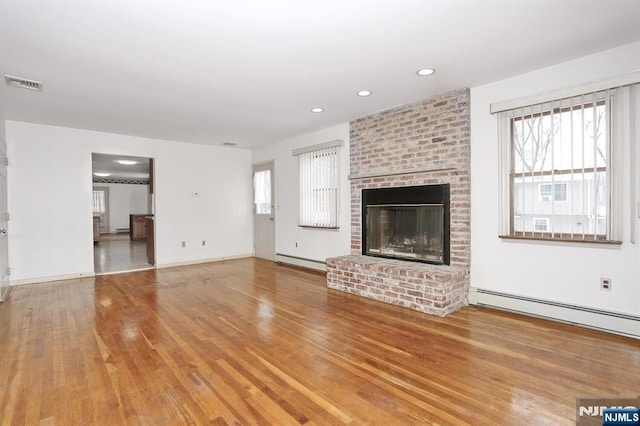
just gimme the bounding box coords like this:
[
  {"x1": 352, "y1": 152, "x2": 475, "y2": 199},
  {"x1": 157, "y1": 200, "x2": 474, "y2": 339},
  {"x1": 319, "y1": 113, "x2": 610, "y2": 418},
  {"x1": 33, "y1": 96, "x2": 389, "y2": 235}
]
[
  {"x1": 222, "y1": 142, "x2": 237, "y2": 146},
  {"x1": 4, "y1": 75, "x2": 43, "y2": 91}
]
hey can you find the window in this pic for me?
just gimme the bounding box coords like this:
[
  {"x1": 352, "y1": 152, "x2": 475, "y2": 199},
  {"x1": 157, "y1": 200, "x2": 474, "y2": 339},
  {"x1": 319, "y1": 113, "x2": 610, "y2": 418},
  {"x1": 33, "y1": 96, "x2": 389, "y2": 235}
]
[
  {"x1": 293, "y1": 140, "x2": 343, "y2": 228},
  {"x1": 494, "y1": 78, "x2": 640, "y2": 243},
  {"x1": 533, "y1": 218, "x2": 549, "y2": 232},
  {"x1": 253, "y1": 169, "x2": 272, "y2": 214},
  {"x1": 538, "y1": 182, "x2": 567, "y2": 202},
  {"x1": 93, "y1": 190, "x2": 106, "y2": 214}
]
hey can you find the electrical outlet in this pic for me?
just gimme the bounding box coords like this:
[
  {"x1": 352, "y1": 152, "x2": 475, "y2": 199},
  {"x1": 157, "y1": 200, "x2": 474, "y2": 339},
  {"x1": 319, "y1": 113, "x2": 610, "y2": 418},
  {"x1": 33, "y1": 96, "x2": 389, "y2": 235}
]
[
  {"x1": 600, "y1": 277, "x2": 612, "y2": 291},
  {"x1": 181, "y1": 241, "x2": 186, "y2": 248},
  {"x1": 202, "y1": 240, "x2": 206, "y2": 246},
  {"x1": 295, "y1": 242, "x2": 298, "y2": 248}
]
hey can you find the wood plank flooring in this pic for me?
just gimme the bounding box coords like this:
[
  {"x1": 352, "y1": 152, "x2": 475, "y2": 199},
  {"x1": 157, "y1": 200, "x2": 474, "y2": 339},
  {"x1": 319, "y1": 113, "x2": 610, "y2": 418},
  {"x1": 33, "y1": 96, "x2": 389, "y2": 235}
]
[{"x1": 0, "y1": 258, "x2": 638, "y2": 425}]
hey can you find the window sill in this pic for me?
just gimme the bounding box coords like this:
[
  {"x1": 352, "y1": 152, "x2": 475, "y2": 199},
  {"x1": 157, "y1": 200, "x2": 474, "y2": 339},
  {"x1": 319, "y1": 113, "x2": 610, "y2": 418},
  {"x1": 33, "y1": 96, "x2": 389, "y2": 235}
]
[
  {"x1": 299, "y1": 225, "x2": 340, "y2": 230},
  {"x1": 499, "y1": 235, "x2": 622, "y2": 246}
]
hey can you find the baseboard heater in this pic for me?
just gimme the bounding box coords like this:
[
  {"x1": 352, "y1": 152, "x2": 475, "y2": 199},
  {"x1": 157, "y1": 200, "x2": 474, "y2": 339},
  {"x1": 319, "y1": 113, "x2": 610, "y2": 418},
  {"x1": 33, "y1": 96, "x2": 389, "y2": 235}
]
[
  {"x1": 470, "y1": 287, "x2": 640, "y2": 339},
  {"x1": 115, "y1": 228, "x2": 130, "y2": 233},
  {"x1": 276, "y1": 253, "x2": 326, "y2": 272}
]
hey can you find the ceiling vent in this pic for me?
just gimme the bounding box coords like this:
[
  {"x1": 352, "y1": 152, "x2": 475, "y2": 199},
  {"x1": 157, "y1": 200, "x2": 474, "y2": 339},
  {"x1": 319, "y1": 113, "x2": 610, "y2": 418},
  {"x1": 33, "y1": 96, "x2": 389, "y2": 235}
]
[
  {"x1": 222, "y1": 142, "x2": 237, "y2": 146},
  {"x1": 4, "y1": 74, "x2": 43, "y2": 91}
]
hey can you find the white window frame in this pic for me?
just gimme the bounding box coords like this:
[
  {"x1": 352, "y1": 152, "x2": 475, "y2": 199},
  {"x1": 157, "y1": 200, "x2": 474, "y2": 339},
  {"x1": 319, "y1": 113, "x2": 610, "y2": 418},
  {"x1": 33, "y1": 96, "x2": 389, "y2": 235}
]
[
  {"x1": 293, "y1": 140, "x2": 343, "y2": 229},
  {"x1": 533, "y1": 217, "x2": 549, "y2": 232}
]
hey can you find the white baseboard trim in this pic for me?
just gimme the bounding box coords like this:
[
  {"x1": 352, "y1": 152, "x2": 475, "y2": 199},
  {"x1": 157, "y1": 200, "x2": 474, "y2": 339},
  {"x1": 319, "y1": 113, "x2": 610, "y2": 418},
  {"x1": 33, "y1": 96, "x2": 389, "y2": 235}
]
[
  {"x1": 156, "y1": 253, "x2": 253, "y2": 269},
  {"x1": 469, "y1": 287, "x2": 640, "y2": 339},
  {"x1": 276, "y1": 253, "x2": 326, "y2": 272},
  {"x1": 10, "y1": 271, "x2": 96, "y2": 286}
]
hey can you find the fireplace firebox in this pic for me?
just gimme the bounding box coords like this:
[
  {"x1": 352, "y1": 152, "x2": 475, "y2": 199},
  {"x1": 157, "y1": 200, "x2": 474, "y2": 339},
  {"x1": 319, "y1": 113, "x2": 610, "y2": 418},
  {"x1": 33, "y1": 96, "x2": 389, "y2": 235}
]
[{"x1": 362, "y1": 184, "x2": 450, "y2": 265}]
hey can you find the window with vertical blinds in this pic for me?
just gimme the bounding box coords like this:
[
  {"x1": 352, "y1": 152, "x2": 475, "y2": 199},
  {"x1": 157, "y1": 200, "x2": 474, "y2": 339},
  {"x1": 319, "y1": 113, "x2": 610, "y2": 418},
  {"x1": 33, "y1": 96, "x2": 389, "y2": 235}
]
[
  {"x1": 293, "y1": 140, "x2": 343, "y2": 228},
  {"x1": 494, "y1": 78, "x2": 639, "y2": 243},
  {"x1": 93, "y1": 190, "x2": 106, "y2": 214}
]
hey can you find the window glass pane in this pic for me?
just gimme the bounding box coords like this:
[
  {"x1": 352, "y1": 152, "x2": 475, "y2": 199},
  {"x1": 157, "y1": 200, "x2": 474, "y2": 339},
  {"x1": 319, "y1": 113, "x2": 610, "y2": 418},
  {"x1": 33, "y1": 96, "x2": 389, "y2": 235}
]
[
  {"x1": 253, "y1": 170, "x2": 272, "y2": 214},
  {"x1": 510, "y1": 97, "x2": 607, "y2": 239}
]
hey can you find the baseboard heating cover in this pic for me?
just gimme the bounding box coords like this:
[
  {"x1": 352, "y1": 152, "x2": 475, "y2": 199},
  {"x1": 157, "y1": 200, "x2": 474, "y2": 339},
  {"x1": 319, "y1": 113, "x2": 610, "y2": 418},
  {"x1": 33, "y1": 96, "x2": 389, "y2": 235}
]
[
  {"x1": 469, "y1": 287, "x2": 639, "y2": 339},
  {"x1": 276, "y1": 253, "x2": 326, "y2": 272}
]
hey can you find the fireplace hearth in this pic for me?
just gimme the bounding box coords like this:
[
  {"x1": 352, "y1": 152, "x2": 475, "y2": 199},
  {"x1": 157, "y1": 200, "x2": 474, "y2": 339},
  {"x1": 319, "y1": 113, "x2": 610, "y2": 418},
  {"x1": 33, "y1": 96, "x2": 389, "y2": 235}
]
[{"x1": 362, "y1": 184, "x2": 450, "y2": 265}]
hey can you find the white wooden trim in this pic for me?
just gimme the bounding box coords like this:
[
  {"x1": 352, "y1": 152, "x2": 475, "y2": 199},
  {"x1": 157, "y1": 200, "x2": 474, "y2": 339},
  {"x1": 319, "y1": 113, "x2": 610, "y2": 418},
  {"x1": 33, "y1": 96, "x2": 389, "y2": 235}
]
[
  {"x1": 10, "y1": 271, "x2": 96, "y2": 286},
  {"x1": 490, "y1": 70, "x2": 640, "y2": 113},
  {"x1": 292, "y1": 139, "x2": 344, "y2": 156},
  {"x1": 156, "y1": 254, "x2": 253, "y2": 269}
]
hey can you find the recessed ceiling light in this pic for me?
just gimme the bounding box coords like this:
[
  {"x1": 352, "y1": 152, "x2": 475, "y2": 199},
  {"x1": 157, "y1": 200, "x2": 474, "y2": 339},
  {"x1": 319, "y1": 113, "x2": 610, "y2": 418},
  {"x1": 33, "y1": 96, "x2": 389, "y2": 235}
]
[
  {"x1": 311, "y1": 107, "x2": 324, "y2": 113},
  {"x1": 357, "y1": 90, "x2": 372, "y2": 97},
  {"x1": 94, "y1": 172, "x2": 111, "y2": 177},
  {"x1": 416, "y1": 68, "x2": 436, "y2": 76},
  {"x1": 117, "y1": 160, "x2": 137, "y2": 165}
]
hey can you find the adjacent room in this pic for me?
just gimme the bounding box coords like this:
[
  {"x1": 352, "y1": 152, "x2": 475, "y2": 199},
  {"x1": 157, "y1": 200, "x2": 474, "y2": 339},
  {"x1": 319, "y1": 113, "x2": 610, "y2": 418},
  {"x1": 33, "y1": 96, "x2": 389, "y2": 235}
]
[{"x1": 0, "y1": 1, "x2": 639, "y2": 424}]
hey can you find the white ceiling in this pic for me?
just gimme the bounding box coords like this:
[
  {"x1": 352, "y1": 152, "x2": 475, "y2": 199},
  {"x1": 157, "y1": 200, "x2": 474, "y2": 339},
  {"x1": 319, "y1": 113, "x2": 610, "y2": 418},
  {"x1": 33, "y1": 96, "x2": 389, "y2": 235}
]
[
  {"x1": 1, "y1": 1, "x2": 639, "y2": 149},
  {"x1": 92, "y1": 153, "x2": 150, "y2": 180}
]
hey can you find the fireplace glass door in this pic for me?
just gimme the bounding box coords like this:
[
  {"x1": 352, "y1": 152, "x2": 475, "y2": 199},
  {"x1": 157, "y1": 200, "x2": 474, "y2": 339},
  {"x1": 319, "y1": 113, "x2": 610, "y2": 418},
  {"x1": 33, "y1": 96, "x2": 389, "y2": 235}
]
[{"x1": 366, "y1": 204, "x2": 444, "y2": 264}]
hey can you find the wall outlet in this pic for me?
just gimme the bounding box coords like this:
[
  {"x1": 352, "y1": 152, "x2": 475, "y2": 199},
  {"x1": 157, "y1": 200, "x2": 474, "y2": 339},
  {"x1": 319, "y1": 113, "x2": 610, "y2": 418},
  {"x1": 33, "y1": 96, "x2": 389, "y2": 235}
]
[
  {"x1": 295, "y1": 242, "x2": 298, "y2": 248},
  {"x1": 181, "y1": 241, "x2": 186, "y2": 248},
  {"x1": 202, "y1": 240, "x2": 206, "y2": 246},
  {"x1": 600, "y1": 277, "x2": 612, "y2": 291}
]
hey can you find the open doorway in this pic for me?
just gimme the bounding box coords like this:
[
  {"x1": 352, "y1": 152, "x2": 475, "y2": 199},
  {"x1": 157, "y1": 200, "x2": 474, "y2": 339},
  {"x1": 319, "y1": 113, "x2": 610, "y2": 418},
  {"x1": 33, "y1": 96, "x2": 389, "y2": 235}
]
[{"x1": 92, "y1": 153, "x2": 155, "y2": 274}]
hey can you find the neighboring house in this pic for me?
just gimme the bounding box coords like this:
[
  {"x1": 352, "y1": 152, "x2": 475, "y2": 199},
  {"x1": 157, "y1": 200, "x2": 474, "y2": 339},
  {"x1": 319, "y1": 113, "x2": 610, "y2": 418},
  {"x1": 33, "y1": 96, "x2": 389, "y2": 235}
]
[{"x1": 513, "y1": 174, "x2": 607, "y2": 237}]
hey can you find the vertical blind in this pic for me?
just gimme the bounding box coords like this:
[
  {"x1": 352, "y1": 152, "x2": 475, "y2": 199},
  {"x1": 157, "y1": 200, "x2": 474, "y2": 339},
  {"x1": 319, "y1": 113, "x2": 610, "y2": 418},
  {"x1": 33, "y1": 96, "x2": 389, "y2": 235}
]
[
  {"x1": 294, "y1": 142, "x2": 341, "y2": 228},
  {"x1": 509, "y1": 90, "x2": 609, "y2": 240},
  {"x1": 495, "y1": 80, "x2": 639, "y2": 242},
  {"x1": 93, "y1": 190, "x2": 106, "y2": 214}
]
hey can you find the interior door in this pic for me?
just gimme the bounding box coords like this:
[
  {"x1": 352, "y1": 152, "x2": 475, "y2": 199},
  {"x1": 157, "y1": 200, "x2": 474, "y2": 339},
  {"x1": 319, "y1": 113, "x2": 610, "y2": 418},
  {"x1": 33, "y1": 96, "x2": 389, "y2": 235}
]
[
  {"x1": 0, "y1": 137, "x2": 9, "y2": 302},
  {"x1": 253, "y1": 162, "x2": 275, "y2": 261}
]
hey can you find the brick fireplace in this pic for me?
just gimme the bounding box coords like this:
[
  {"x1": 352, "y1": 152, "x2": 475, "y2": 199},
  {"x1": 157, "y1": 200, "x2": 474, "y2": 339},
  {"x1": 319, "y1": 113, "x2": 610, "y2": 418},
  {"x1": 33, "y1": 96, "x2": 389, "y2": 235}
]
[{"x1": 326, "y1": 88, "x2": 470, "y2": 316}]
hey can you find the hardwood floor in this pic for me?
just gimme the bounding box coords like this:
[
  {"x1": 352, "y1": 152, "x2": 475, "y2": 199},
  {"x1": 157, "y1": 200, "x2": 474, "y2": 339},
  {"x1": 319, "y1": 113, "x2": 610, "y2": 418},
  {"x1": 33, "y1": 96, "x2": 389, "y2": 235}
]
[{"x1": 0, "y1": 258, "x2": 637, "y2": 425}]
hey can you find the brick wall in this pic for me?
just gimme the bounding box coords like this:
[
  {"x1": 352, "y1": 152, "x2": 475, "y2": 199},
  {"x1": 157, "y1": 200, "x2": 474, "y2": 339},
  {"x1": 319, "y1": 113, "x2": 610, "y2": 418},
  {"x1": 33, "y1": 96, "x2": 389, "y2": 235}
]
[
  {"x1": 326, "y1": 88, "x2": 471, "y2": 316},
  {"x1": 350, "y1": 88, "x2": 470, "y2": 268}
]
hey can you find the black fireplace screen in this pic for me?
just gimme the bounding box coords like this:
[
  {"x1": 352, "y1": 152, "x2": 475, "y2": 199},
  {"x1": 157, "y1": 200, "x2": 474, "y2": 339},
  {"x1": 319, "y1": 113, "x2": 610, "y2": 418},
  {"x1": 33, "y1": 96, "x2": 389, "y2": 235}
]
[
  {"x1": 366, "y1": 204, "x2": 444, "y2": 263},
  {"x1": 362, "y1": 184, "x2": 450, "y2": 265}
]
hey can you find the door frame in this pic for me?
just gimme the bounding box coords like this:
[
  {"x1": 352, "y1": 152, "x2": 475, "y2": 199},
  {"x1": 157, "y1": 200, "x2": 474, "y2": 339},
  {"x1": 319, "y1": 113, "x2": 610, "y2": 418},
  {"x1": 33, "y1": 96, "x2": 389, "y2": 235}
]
[{"x1": 0, "y1": 136, "x2": 8, "y2": 302}]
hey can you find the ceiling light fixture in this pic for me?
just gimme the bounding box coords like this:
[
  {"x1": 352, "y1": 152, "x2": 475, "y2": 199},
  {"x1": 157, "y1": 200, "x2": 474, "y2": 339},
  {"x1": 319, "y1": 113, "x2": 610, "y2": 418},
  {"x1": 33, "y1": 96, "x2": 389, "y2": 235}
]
[
  {"x1": 416, "y1": 68, "x2": 436, "y2": 76},
  {"x1": 357, "y1": 90, "x2": 372, "y2": 97},
  {"x1": 311, "y1": 107, "x2": 324, "y2": 113},
  {"x1": 94, "y1": 172, "x2": 111, "y2": 177},
  {"x1": 117, "y1": 160, "x2": 137, "y2": 165}
]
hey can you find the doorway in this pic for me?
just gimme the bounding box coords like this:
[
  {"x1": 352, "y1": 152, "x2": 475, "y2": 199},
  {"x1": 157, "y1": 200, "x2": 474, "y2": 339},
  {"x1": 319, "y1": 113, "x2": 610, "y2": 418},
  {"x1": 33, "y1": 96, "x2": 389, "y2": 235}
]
[
  {"x1": 92, "y1": 153, "x2": 155, "y2": 274},
  {"x1": 253, "y1": 162, "x2": 275, "y2": 261}
]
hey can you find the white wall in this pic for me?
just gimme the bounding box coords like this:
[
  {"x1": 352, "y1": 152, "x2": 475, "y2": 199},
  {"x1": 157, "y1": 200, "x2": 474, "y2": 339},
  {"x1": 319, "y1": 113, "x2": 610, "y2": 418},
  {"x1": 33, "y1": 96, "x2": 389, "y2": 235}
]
[
  {"x1": 93, "y1": 183, "x2": 149, "y2": 233},
  {"x1": 7, "y1": 121, "x2": 253, "y2": 283},
  {"x1": 470, "y1": 40, "x2": 640, "y2": 316},
  {"x1": 252, "y1": 123, "x2": 351, "y2": 264}
]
